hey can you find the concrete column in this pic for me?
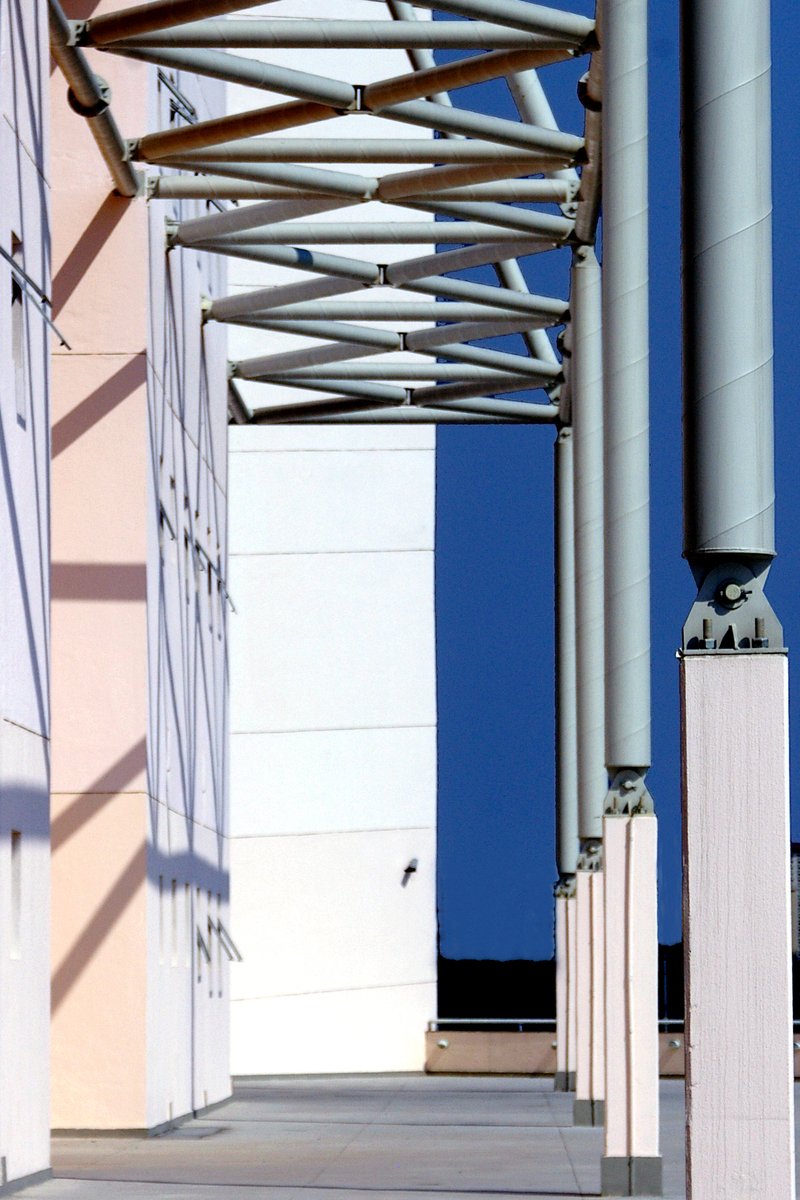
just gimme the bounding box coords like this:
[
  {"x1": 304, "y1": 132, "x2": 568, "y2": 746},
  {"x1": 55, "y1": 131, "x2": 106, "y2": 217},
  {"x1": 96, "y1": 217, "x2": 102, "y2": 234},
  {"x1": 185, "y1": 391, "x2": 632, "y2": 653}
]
[
  {"x1": 566, "y1": 892, "x2": 578, "y2": 1090},
  {"x1": 574, "y1": 864, "x2": 604, "y2": 1126},
  {"x1": 555, "y1": 890, "x2": 569, "y2": 1090},
  {"x1": 681, "y1": 653, "x2": 794, "y2": 1199},
  {"x1": 602, "y1": 814, "x2": 660, "y2": 1195}
]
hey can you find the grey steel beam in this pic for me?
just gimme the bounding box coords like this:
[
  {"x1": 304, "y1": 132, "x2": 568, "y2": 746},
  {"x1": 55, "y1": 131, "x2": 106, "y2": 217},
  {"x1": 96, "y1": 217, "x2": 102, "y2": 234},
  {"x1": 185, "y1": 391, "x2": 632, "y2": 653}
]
[
  {"x1": 417, "y1": 340, "x2": 561, "y2": 379},
  {"x1": 571, "y1": 247, "x2": 605, "y2": 843},
  {"x1": 229, "y1": 319, "x2": 402, "y2": 349},
  {"x1": 136, "y1": 101, "x2": 340, "y2": 160},
  {"x1": 410, "y1": 376, "x2": 544, "y2": 404},
  {"x1": 406, "y1": 313, "x2": 565, "y2": 351},
  {"x1": 104, "y1": 19, "x2": 556, "y2": 49},
  {"x1": 362, "y1": 46, "x2": 574, "y2": 110},
  {"x1": 385, "y1": 240, "x2": 554, "y2": 283},
  {"x1": 681, "y1": 0, "x2": 780, "y2": 649},
  {"x1": 82, "y1": 0, "x2": 272, "y2": 44},
  {"x1": 215, "y1": 302, "x2": 558, "y2": 324},
  {"x1": 150, "y1": 138, "x2": 559, "y2": 163},
  {"x1": 196, "y1": 241, "x2": 382, "y2": 284},
  {"x1": 602, "y1": 0, "x2": 651, "y2": 779},
  {"x1": 376, "y1": 161, "x2": 556, "y2": 202},
  {"x1": 49, "y1": 0, "x2": 141, "y2": 197},
  {"x1": 555, "y1": 425, "x2": 579, "y2": 878},
  {"x1": 507, "y1": 66, "x2": 580, "y2": 196},
  {"x1": 250, "y1": 378, "x2": 408, "y2": 404},
  {"x1": 104, "y1": 44, "x2": 358, "y2": 108},
  {"x1": 494, "y1": 258, "x2": 560, "y2": 367},
  {"x1": 260, "y1": 364, "x2": 536, "y2": 382},
  {"x1": 259, "y1": 406, "x2": 519, "y2": 424},
  {"x1": 235, "y1": 341, "x2": 392, "y2": 377},
  {"x1": 170, "y1": 197, "x2": 361, "y2": 246},
  {"x1": 179, "y1": 222, "x2": 543, "y2": 244},
  {"x1": 405, "y1": 199, "x2": 574, "y2": 239},
  {"x1": 373, "y1": 99, "x2": 584, "y2": 161},
  {"x1": 147, "y1": 174, "x2": 575, "y2": 204},
  {"x1": 359, "y1": 0, "x2": 595, "y2": 44}
]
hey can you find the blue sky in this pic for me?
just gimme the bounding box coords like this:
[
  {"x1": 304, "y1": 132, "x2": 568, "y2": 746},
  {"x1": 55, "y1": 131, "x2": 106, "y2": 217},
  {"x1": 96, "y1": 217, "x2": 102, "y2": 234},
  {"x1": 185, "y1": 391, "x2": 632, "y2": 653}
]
[{"x1": 435, "y1": 0, "x2": 800, "y2": 960}]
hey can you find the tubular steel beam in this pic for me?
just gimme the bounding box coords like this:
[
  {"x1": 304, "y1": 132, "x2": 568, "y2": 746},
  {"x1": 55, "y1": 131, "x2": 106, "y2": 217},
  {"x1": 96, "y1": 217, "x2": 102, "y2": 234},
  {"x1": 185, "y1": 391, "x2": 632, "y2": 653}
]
[
  {"x1": 82, "y1": 0, "x2": 271, "y2": 44},
  {"x1": 147, "y1": 174, "x2": 575, "y2": 204},
  {"x1": 571, "y1": 247, "x2": 605, "y2": 843},
  {"x1": 148, "y1": 138, "x2": 560, "y2": 164},
  {"x1": 359, "y1": 0, "x2": 595, "y2": 44},
  {"x1": 49, "y1": 0, "x2": 141, "y2": 197},
  {"x1": 102, "y1": 19, "x2": 558, "y2": 50},
  {"x1": 261, "y1": 407, "x2": 520, "y2": 424},
  {"x1": 107, "y1": 44, "x2": 358, "y2": 107},
  {"x1": 555, "y1": 424, "x2": 580, "y2": 879}
]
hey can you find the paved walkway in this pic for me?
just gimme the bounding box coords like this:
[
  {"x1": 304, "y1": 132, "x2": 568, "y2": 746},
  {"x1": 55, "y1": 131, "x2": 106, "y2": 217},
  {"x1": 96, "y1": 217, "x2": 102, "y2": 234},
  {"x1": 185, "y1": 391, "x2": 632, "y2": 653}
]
[{"x1": 22, "y1": 1076, "x2": 693, "y2": 1200}]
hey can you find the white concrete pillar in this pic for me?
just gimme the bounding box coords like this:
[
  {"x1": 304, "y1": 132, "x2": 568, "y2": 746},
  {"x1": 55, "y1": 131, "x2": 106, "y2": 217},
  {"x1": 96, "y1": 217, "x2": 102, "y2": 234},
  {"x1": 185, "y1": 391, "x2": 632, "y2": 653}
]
[
  {"x1": 555, "y1": 890, "x2": 569, "y2": 1090},
  {"x1": 681, "y1": 653, "x2": 794, "y2": 1200},
  {"x1": 555, "y1": 885, "x2": 577, "y2": 1091},
  {"x1": 575, "y1": 865, "x2": 605, "y2": 1125},
  {"x1": 567, "y1": 892, "x2": 578, "y2": 1090},
  {"x1": 602, "y1": 813, "x2": 660, "y2": 1195}
]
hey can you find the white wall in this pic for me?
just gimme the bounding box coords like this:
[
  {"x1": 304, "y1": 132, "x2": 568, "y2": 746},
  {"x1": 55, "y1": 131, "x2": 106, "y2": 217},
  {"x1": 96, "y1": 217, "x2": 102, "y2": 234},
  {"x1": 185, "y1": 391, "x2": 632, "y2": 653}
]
[
  {"x1": 229, "y1": 425, "x2": 437, "y2": 1075},
  {"x1": 226, "y1": 3, "x2": 438, "y2": 1075},
  {"x1": 0, "y1": 0, "x2": 51, "y2": 1183}
]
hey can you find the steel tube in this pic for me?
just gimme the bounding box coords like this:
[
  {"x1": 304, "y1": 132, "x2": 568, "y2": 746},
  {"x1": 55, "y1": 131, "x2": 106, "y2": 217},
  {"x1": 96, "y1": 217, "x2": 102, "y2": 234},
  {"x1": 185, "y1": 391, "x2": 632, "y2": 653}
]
[
  {"x1": 154, "y1": 138, "x2": 556, "y2": 164},
  {"x1": 602, "y1": 0, "x2": 651, "y2": 773},
  {"x1": 49, "y1": 0, "x2": 141, "y2": 197},
  {"x1": 555, "y1": 426, "x2": 579, "y2": 878},
  {"x1": 418, "y1": 341, "x2": 561, "y2": 378},
  {"x1": 407, "y1": 313, "x2": 563, "y2": 350},
  {"x1": 403, "y1": 275, "x2": 568, "y2": 318},
  {"x1": 363, "y1": 46, "x2": 573, "y2": 110},
  {"x1": 508, "y1": 67, "x2": 579, "y2": 189},
  {"x1": 265, "y1": 406, "x2": 518, "y2": 424},
  {"x1": 105, "y1": 19, "x2": 550, "y2": 50},
  {"x1": 196, "y1": 241, "x2": 381, "y2": 283},
  {"x1": 105, "y1": 45, "x2": 357, "y2": 108},
  {"x1": 410, "y1": 375, "x2": 545, "y2": 404},
  {"x1": 84, "y1": 0, "x2": 271, "y2": 44},
  {"x1": 229, "y1": 319, "x2": 401, "y2": 348},
  {"x1": 422, "y1": 397, "x2": 558, "y2": 420},
  {"x1": 376, "y1": 161, "x2": 548, "y2": 202},
  {"x1": 219, "y1": 302, "x2": 552, "y2": 323},
  {"x1": 571, "y1": 248, "x2": 606, "y2": 841},
  {"x1": 137, "y1": 101, "x2": 338, "y2": 159},
  {"x1": 359, "y1": 0, "x2": 595, "y2": 43},
  {"x1": 253, "y1": 378, "x2": 407, "y2": 404},
  {"x1": 376, "y1": 99, "x2": 584, "y2": 160},
  {"x1": 184, "y1": 222, "x2": 536, "y2": 244},
  {"x1": 494, "y1": 258, "x2": 559, "y2": 366},
  {"x1": 386, "y1": 240, "x2": 552, "y2": 283},
  {"x1": 173, "y1": 197, "x2": 359, "y2": 246},
  {"x1": 209, "y1": 277, "x2": 368, "y2": 320},
  {"x1": 260, "y1": 363, "x2": 534, "y2": 382},
  {"x1": 148, "y1": 175, "x2": 573, "y2": 204},
  {"x1": 408, "y1": 199, "x2": 574, "y2": 239},
  {"x1": 681, "y1": 0, "x2": 775, "y2": 562},
  {"x1": 149, "y1": 159, "x2": 378, "y2": 199},
  {"x1": 235, "y1": 341, "x2": 390, "y2": 377}
]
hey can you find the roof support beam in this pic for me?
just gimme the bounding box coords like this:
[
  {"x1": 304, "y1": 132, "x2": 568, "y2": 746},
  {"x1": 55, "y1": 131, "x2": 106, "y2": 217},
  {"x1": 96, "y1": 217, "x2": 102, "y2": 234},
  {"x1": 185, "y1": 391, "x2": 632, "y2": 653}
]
[{"x1": 82, "y1": 0, "x2": 271, "y2": 45}]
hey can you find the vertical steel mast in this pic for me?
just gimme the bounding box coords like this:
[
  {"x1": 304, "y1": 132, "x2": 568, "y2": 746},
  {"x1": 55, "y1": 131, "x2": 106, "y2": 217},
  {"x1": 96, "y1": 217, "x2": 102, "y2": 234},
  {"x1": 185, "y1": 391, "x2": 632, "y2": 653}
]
[
  {"x1": 680, "y1": 0, "x2": 795, "y2": 1195},
  {"x1": 601, "y1": 0, "x2": 661, "y2": 1192}
]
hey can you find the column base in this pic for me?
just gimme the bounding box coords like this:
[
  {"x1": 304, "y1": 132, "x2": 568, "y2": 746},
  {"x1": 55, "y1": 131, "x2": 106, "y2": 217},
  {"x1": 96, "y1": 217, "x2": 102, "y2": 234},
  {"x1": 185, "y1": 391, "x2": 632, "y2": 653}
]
[
  {"x1": 573, "y1": 1098, "x2": 604, "y2": 1126},
  {"x1": 553, "y1": 1071, "x2": 575, "y2": 1092},
  {"x1": 601, "y1": 1156, "x2": 662, "y2": 1196}
]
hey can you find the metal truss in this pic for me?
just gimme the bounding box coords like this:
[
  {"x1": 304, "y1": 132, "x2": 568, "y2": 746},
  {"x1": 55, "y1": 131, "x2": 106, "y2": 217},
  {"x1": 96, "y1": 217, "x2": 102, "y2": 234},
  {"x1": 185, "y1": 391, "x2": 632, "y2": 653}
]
[{"x1": 52, "y1": 0, "x2": 601, "y2": 426}]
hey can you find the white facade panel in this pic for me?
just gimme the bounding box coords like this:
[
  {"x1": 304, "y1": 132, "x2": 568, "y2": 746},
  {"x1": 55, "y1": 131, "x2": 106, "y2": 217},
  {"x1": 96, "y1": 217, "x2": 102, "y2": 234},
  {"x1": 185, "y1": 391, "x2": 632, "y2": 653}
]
[
  {"x1": 231, "y1": 550, "x2": 436, "y2": 734},
  {"x1": 231, "y1": 726, "x2": 436, "y2": 839}
]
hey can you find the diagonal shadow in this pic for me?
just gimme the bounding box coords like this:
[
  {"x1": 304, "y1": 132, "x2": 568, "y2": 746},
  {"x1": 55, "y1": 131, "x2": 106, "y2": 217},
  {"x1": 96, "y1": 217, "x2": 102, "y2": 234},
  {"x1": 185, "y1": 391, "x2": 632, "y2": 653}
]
[
  {"x1": 52, "y1": 736, "x2": 147, "y2": 852},
  {"x1": 52, "y1": 193, "x2": 130, "y2": 318},
  {"x1": 51, "y1": 354, "x2": 147, "y2": 457}
]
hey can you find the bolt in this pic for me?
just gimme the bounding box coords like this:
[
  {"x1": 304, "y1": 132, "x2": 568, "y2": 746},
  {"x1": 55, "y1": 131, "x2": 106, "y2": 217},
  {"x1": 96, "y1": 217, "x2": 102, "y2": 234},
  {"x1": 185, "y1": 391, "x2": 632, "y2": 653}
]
[
  {"x1": 437, "y1": 1039, "x2": 449, "y2": 1050},
  {"x1": 717, "y1": 579, "x2": 745, "y2": 607}
]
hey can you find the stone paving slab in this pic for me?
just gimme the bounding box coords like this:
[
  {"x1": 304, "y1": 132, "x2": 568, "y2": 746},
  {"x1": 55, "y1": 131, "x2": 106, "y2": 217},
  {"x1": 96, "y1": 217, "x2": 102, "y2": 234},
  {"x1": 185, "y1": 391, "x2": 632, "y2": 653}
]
[{"x1": 21, "y1": 1077, "x2": 694, "y2": 1200}]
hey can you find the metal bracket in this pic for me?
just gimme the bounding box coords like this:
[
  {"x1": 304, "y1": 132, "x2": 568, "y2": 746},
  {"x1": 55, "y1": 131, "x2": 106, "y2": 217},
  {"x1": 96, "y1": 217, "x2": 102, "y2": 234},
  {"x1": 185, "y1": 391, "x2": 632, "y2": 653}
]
[
  {"x1": 682, "y1": 559, "x2": 784, "y2": 652},
  {"x1": 577, "y1": 839, "x2": 602, "y2": 872},
  {"x1": 554, "y1": 874, "x2": 576, "y2": 899},
  {"x1": 604, "y1": 769, "x2": 654, "y2": 816},
  {"x1": 67, "y1": 75, "x2": 110, "y2": 119}
]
